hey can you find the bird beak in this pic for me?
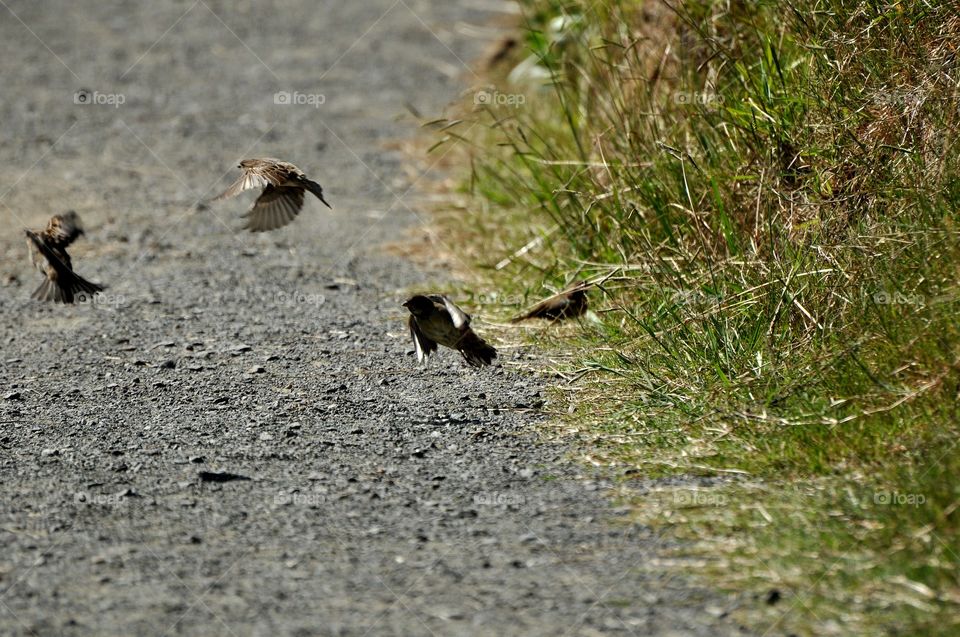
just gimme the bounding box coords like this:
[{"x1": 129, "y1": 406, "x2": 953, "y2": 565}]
[{"x1": 319, "y1": 194, "x2": 332, "y2": 210}]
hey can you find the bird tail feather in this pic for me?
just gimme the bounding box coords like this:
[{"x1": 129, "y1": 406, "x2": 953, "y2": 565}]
[
  {"x1": 458, "y1": 332, "x2": 497, "y2": 368},
  {"x1": 303, "y1": 179, "x2": 332, "y2": 209},
  {"x1": 32, "y1": 271, "x2": 103, "y2": 304}
]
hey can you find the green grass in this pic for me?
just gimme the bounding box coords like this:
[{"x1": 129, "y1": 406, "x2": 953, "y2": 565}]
[{"x1": 424, "y1": 0, "x2": 960, "y2": 634}]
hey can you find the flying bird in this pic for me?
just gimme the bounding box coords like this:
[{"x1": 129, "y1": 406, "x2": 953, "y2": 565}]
[
  {"x1": 403, "y1": 294, "x2": 497, "y2": 368},
  {"x1": 213, "y1": 158, "x2": 331, "y2": 232},
  {"x1": 512, "y1": 280, "x2": 591, "y2": 322},
  {"x1": 25, "y1": 211, "x2": 103, "y2": 304}
]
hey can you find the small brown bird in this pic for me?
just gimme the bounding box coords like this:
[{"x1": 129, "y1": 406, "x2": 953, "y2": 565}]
[
  {"x1": 512, "y1": 280, "x2": 591, "y2": 322},
  {"x1": 25, "y1": 211, "x2": 103, "y2": 304},
  {"x1": 403, "y1": 295, "x2": 497, "y2": 368},
  {"x1": 214, "y1": 158, "x2": 331, "y2": 232}
]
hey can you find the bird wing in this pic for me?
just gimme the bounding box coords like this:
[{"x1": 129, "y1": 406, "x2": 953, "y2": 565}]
[
  {"x1": 432, "y1": 295, "x2": 471, "y2": 330},
  {"x1": 213, "y1": 171, "x2": 269, "y2": 200},
  {"x1": 26, "y1": 232, "x2": 46, "y2": 272},
  {"x1": 242, "y1": 185, "x2": 305, "y2": 232},
  {"x1": 26, "y1": 231, "x2": 71, "y2": 274},
  {"x1": 26, "y1": 228, "x2": 103, "y2": 304},
  {"x1": 408, "y1": 315, "x2": 438, "y2": 363},
  {"x1": 213, "y1": 159, "x2": 292, "y2": 201}
]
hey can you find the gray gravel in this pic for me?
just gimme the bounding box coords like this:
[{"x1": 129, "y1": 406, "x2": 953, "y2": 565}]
[{"x1": 0, "y1": 1, "x2": 749, "y2": 635}]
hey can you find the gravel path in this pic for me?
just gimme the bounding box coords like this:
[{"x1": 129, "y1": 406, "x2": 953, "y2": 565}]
[{"x1": 0, "y1": 2, "x2": 747, "y2": 635}]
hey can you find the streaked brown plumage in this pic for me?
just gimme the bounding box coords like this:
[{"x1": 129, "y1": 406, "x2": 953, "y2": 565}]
[
  {"x1": 403, "y1": 295, "x2": 497, "y2": 368},
  {"x1": 25, "y1": 211, "x2": 103, "y2": 304},
  {"x1": 512, "y1": 280, "x2": 591, "y2": 322},
  {"x1": 214, "y1": 158, "x2": 331, "y2": 232}
]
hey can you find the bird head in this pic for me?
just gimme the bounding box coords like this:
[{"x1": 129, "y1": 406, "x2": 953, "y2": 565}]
[{"x1": 402, "y1": 295, "x2": 434, "y2": 318}]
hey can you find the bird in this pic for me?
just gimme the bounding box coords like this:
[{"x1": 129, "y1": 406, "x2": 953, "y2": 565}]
[
  {"x1": 25, "y1": 211, "x2": 103, "y2": 304},
  {"x1": 402, "y1": 294, "x2": 497, "y2": 368},
  {"x1": 213, "y1": 158, "x2": 331, "y2": 232},
  {"x1": 512, "y1": 280, "x2": 591, "y2": 322}
]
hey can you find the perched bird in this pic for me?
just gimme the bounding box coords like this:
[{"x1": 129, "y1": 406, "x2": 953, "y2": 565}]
[
  {"x1": 512, "y1": 280, "x2": 591, "y2": 322},
  {"x1": 214, "y1": 158, "x2": 331, "y2": 232},
  {"x1": 403, "y1": 294, "x2": 497, "y2": 368},
  {"x1": 25, "y1": 211, "x2": 103, "y2": 304}
]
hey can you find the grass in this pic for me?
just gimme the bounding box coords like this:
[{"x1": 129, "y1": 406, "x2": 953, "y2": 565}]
[{"x1": 420, "y1": 0, "x2": 960, "y2": 634}]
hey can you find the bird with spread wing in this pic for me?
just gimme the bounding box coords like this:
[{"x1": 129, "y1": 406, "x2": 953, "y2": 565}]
[
  {"x1": 213, "y1": 158, "x2": 331, "y2": 232},
  {"x1": 25, "y1": 211, "x2": 103, "y2": 304},
  {"x1": 403, "y1": 294, "x2": 497, "y2": 368}
]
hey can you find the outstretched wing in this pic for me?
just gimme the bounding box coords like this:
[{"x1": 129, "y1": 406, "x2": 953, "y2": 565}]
[
  {"x1": 214, "y1": 172, "x2": 269, "y2": 201},
  {"x1": 408, "y1": 316, "x2": 438, "y2": 363},
  {"x1": 432, "y1": 294, "x2": 471, "y2": 330},
  {"x1": 242, "y1": 185, "x2": 305, "y2": 232},
  {"x1": 25, "y1": 230, "x2": 102, "y2": 304},
  {"x1": 26, "y1": 230, "x2": 71, "y2": 274}
]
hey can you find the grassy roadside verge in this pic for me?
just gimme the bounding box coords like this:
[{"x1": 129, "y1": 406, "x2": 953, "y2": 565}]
[{"x1": 423, "y1": 1, "x2": 960, "y2": 635}]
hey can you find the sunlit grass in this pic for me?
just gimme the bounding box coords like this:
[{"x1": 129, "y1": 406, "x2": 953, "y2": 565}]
[{"x1": 424, "y1": 1, "x2": 960, "y2": 634}]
